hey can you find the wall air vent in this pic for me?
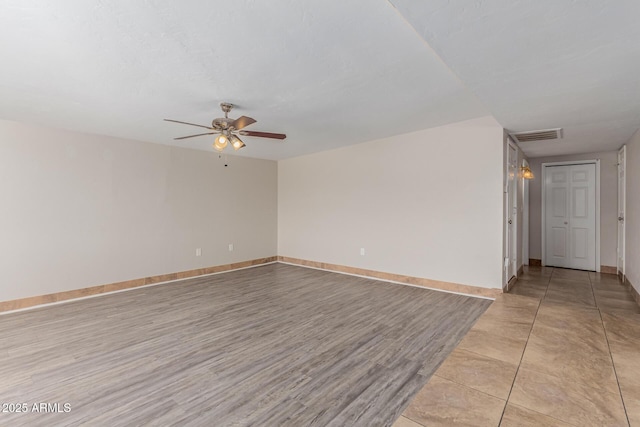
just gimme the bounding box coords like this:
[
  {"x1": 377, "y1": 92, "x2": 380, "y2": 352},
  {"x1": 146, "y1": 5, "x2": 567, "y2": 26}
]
[{"x1": 509, "y1": 128, "x2": 563, "y2": 143}]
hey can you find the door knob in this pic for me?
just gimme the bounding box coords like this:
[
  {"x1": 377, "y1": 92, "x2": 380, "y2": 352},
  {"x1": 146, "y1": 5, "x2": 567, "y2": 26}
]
[
  {"x1": 619, "y1": 217, "x2": 624, "y2": 222},
  {"x1": 508, "y1": 220, "x2": 512, "y2": 224}
]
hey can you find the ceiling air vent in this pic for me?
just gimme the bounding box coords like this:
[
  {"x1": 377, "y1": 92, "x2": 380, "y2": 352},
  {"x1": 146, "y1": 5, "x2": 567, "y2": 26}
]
[{"x1": 509, "y1": 128, "x2": 563, "y2": 143}]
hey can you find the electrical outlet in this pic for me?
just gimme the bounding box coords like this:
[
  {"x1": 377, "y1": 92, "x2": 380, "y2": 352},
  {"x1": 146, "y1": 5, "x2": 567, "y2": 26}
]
[
  {"x1": 228, "y1": 244, "x2": 234, "y2": 252},
  {"x1": 195, "y1": 248, "x2": 202, "y2": 257},
  {"x1": 360, "y1": 247, "x2": 365, "y2": 256}
]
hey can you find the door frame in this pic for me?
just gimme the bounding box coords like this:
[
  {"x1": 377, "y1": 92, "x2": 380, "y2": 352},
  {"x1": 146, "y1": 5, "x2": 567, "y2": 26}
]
[
  {"x1": 541, "y1": 159, "x2": 601, "y2": 271},
  {"x1": 617, "y1": 146, "x2": 626, "y2": 276},
  {"x1": 522, "y1": 159, "x2": 530, "y2": 266},
  {"x1": 503, "y1": 137, "x2": 519, "y2": 289}
]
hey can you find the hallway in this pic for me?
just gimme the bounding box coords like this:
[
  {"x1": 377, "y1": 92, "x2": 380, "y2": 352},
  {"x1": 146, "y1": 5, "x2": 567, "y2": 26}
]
[
  {"x1": 394, "y1": 267, "x2": 640, "y2": 426},
  {"x1": 511, "y1": 267, "x2": 639, "y2": 314}
]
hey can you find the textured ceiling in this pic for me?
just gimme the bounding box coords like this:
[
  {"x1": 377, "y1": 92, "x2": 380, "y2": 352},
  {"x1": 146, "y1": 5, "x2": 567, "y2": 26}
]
[
  {"x1": 1, "y1": 1, "x2": 638, "y2": 160},
  {"x1": 390, "y1": 0, "x2": 640, "y2": 157},
  {"x1": 0, "y1": 0, "x2": 487, "y2": 160}
]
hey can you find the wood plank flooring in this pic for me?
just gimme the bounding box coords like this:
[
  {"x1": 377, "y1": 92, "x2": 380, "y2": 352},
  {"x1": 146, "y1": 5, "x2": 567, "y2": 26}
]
[{"x1": 0, "y1": 263, "x2": 490, "y2": 426}]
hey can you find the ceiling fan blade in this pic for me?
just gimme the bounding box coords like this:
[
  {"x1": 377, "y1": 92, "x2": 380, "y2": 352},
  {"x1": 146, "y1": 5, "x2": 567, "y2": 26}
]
[
  {"x1": 239, "y1": 130, "x2": 287, "y2": 140},
  {"x1": 231, "y1": 116, "x2": 257, "y2": 130},
  {"x1": 164, "y1": 119, "x2": 213, "y2": 130},
  {"x1": 174, "y1": 132, "x2": 219, "y2": 140}
]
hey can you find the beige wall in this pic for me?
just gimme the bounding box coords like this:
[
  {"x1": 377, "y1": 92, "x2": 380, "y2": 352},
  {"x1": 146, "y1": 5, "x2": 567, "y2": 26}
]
[
  {"x1": 625, "y1": 130, "x2": 640, "y2": 293},
  {"x1": 528, "y1": 150, "x2": 618, "y2": 267},
  {"x1": 0, "y1": 120, "x2": 277, "y2": 301},
  {"x1": 278, "y1": 116, "x2": 505, "y2": 290}
]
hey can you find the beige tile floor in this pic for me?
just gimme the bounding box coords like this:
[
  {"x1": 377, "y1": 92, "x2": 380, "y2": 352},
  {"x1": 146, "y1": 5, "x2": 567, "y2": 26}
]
[{"x1": 394, "y1": 267, "x2": 640, "y2": 427}]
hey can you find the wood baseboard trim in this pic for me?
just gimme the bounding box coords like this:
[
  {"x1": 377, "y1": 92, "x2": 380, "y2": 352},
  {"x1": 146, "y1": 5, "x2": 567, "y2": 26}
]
[
  {"x1": 600, "y1": 265, "x2": 617, "y2": 275},
  {"x1": 529, "y1": 259, "x2": 542, "y2": 267},
  {"x1": 624, "y1": 276, "x2": 640, "y2": 306},
  {"x1": 0, "y1": 256, "x2": 278, "y2": 314},
  {"x1": 277, "y1": 256, "x2": 501, "y2": 299}
]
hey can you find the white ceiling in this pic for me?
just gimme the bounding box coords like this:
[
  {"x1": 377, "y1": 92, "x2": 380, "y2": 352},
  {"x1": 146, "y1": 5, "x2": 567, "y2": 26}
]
[
  {"x1": 0, "y1": 0, "x2": 486, "y2": 160},
  {"x1": 390, "y1": 0, "x2": 640, "y2": 157},
  {"x1": 1, "y1": 1, "x2": 638, "y2": 160}
]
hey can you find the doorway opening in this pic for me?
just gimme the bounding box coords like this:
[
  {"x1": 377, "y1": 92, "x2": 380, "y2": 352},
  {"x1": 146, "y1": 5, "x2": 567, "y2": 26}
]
[
  {"x1": 504, "y1": 138, "x2": 519, "y2": 289},
  {"x1": 617, "y1": 146, "x2": 626, "y2": 277}
]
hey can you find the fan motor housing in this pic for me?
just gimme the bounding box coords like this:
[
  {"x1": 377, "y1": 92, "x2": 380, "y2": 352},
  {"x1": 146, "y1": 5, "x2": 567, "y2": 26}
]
[{"x1": 212, "y1": 117, "x2": 235, "y2": 130}]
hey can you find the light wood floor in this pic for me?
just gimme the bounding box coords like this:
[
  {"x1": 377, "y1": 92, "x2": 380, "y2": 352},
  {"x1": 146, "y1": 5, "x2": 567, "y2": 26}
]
[{"x1": 0, "y1": 263, "x2": 490, "y2": 426}]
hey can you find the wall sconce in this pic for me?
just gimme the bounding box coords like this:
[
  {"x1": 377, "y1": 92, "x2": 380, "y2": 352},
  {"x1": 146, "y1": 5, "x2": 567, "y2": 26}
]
[{"x1": 520, "y1": 165, "x2": 535, "y2": 180}]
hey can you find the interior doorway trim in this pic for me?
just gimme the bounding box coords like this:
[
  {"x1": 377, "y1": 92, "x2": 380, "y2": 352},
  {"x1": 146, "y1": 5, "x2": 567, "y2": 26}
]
[
  {"x1": 522, "y1": 159, "x2": 530, "y2": 266},
  {"x1": 541, "y1": 159, "x2": 601, "y2": 272},
  {"x1": 617, "y1": 146, "x2": 626, "y2": 277},
  {"x1": 503, "y1": 137, "x2": 519, "y2": 289}
]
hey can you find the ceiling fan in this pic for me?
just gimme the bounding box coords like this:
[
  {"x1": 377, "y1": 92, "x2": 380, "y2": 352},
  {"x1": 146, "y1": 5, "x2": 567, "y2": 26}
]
[{"x1": 164, "y1": 102, "x2": 286, "y2": 152}]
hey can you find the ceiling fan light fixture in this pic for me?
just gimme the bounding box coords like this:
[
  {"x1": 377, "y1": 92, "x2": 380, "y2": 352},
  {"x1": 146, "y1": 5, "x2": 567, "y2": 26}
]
[
  {"x1": 230, "y1": 135, "x2": 245, "y2": 151},
  {"x1": 214, "y1": 134, "x2": 228, "y2": 151},
  {"x1": 166, "y1": 102, "x2": 286, "y2": 151}
]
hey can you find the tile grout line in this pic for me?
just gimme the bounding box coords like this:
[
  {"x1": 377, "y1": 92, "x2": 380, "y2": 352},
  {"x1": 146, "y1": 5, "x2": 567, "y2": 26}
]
[
  {"x1": 402, "y1": 413, "x2": 427, "y2": 427},
  {"x1": 394, "y1": 347, "x2": 510, "y2": 426},
  {"x1": 543, "y1": 268, "x2": 552, "y2": 301},
  {"x1": 595, "y1": 274, "x2": 632, "y2": 427},
  {"x1": 507, "y1": 403, "x2": 581, "y2": 427},
  {"x1": 396, "y1": 289, "x2": 535, "y2": 426},
  {"x1": 444, "y1": 346, "x2": 518, "y2": 374},
  {"x1": 587, "y1": 271, "x2": 599, "y2": 311},
  {"x1": 599, "y1": 315, "x2": 631, "y2": 427},
  {"x1": 424, "y1": 371, "x2": 509, "y2": 402},
  {"x1": 497, "y1": 268, "x2": 552, "y2": 426},
  {"x1": 503, "y1": 269, "x2": 631, "y2": 426}
]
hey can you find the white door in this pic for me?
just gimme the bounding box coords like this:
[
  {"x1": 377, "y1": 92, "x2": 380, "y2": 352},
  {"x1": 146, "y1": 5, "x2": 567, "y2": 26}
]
[
  {"x1": 617, "y1": 146, "x2": 626, "y2": 275},
  {"x1": 545, "y1": 163, "x2": 596, "y2": 270},
  {"x1": 506, "y1": 143, "x2": 517, "y2": 281}
]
